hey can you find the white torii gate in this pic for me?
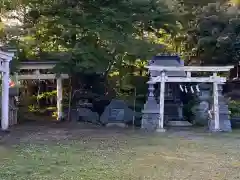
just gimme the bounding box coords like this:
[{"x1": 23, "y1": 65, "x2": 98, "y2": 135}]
[
  {"x1": 146, "y1": 65, "x2": 234, "y2": 132},
  {"x1": 0, "y1": 50, "x2": 14, "y2": 131},
  {"x1": 18, "y1": 61, "x2": 69, "y2": 122}
]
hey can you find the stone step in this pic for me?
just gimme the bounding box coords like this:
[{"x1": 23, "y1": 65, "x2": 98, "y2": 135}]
[
  {"x1": 167, "y1": 121, "x2": 193, "y2": 127},
  {"x1": 219, "y1": 108, "x2": 229, "y2": 112}
]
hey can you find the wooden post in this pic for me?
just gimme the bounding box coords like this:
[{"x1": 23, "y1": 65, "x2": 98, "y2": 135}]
[
  {"x1": 57, "y1": 76, "x2": 63, "y2": 120},
  {"x1": 1, "y1": 59, "x2": 10, "y2": 130},
  {"x1": 213, "y1": 72, "x2": 220, "y2": 130},
  {"x1": 157, "y1": 71, "x2": 166, "y2": 132}
]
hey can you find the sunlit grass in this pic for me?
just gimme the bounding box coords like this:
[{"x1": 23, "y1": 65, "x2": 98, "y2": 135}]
[{"x1": 0, "y1": 127, "x2": 239, "y2": 180}]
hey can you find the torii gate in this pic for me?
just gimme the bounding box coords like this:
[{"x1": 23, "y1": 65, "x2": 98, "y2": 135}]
[
  {"x1": 0, "y1": 50, "x2": 14, "y2": 131},
  {"x1": 146, "y1": 65, "x2": 234, "y2": 132},
  {"x1": 18, "y1": 61, "x2": 69, "y2": 121}
]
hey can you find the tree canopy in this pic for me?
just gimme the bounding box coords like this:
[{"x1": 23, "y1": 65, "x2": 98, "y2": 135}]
[
  {"x1": 1, "y1": 0, "x2": 179, "y2": 75},
  {"x1": 185, "y1": 2, "x2": 240, "y2": 65},
  {"x1": 0, "y1": 0, "x2": 239, "y2": 72}
]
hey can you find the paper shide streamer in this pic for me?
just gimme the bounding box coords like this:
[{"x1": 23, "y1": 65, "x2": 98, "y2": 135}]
[{"x1": 179, "y1": 84, "x2": 201, "y2": 93}]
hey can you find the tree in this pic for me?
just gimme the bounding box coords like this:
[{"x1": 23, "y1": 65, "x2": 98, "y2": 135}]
[
  {"x1": 0, "y1": 0, "x2": 182, "y2": 107},
  {"x1": 5, "y1": 0, "x2": 178, "y2": 75},
  {"x1": 185, "y1": 2, "x2": 240, "y2": 65},
  {"x1": 164, "y1": 0, "x2": 240, "y2": 64}
]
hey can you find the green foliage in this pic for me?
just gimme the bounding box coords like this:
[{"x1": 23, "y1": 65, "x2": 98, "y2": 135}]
[
  {"x1": 3, "y1": 0, "x2": 240, "y2": 107},
  {"x1": 182, "y1": 95, "x2": 200, "y2": 123},
  {"x1": 2, "y1": 0, "x2": 239, "y2": 69},
  {"x1": 163, "y1": 1, "x2": 240, "y2": 65},
  {"x1": 162, "y1": 0, "x2": 219, "y2": 58},
  {"x1": 229, "y1": 100, "x2": 240, "y2": 117},
  {"x1": 27, "y1": 90, "x2": 57, "y2": 116},
  {"x1": 35, "y1": 90, "x2": 57, "y2": 101},
  {"x1": 1, "y1": 0, "x2": 179, "y2": 76},
  {"x1": 184, "y1": 2, "x2": 240, "y2": 65}
]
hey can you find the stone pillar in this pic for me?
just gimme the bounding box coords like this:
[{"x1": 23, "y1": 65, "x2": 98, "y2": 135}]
[
  {"x1": 208, "y1": 84, "x2": 232, "y2": 132},
  {"x1": 211, "y1": 84, "x2": 231, "y2": 131},
  {"x1": 141, "y1": 82, "x2": 159, "y2": 131}
]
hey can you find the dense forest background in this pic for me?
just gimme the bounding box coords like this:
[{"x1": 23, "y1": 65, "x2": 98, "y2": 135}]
[
  {"x1": 0, "y1": 0, "x2": 240, "y2": 119},
  {"x1": 1, "y1": 0, "x2": 239, "y2": 71}
]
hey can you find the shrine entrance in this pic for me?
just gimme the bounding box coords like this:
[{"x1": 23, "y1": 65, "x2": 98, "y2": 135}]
[
  {"x1": 142, "y1": 65, "x2": 234, "y2": 132},
  {"x1": 18, "y1": 61, "x2": 69, "y2": 122}
]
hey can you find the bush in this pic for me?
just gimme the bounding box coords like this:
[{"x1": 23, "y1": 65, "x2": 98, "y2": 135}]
[{"x1": 229, "y1": 100, "x2": 240, "y2": 117}]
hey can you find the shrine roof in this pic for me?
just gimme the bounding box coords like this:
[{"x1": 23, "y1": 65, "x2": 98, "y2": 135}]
[
  {"x1": 19, "y1": 60, "x2": 58, "y2": 70},
  {"x1": 150, "y1": 55, "x2": 186, "y2": 77}
]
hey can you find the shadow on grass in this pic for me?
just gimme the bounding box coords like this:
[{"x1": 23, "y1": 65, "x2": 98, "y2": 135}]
[{"x1": 0, "y1": 122, "x2": 239, "y2": 180}]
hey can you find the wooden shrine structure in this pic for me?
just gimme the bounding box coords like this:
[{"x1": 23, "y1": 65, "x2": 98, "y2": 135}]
[{"x1": 142, "y1": 56, "x2": 234, "y2": 132}]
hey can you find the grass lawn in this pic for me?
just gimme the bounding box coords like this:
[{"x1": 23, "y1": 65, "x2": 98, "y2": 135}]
[{"x1": 0, "y1": 123, "x2": 240, "y2": 180}]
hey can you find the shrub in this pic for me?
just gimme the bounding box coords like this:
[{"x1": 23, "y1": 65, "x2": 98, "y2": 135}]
[{"x1": 229, "y1": 100, "x2": 240, "y2": 117}]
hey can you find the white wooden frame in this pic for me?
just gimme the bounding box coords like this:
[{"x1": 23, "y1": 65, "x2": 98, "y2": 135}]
[
  {"x1": 0, "y1": 50, "x2": 14, "y2": 130},
  {"x1": 18, "y1": 62, "x2": 69, "y2": 121},
  {"x1": 147, "y1": 65, "x2": 234, "y2": 131}
]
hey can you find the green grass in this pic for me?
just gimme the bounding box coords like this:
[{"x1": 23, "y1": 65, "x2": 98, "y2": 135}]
[{"x1": 0, "y1": 125, "x2": 240, "y2": 180}]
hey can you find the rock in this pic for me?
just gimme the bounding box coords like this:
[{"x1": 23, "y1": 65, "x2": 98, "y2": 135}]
[
  {"x1": 194, "y1": 101, "x2": 210, "y2": 125},
  {"x1": 77, "y1": 108, "x2": 99, "y2": 124},
  {"x1": 68, "y1": 109, "x2": 78, "y2": 121},
  {"x1": 100, "y1": 99, "x2": 134, "y2": 125},
  {"x1": 106, "y1": 123, "x2": 127, "y2": 128}
]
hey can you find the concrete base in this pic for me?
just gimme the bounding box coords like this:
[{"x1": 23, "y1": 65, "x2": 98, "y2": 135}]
[
  {"x1": 106, "y1": 123, "x2": 127, "y2": 128},
  {"x1": 167, "y1": 121, "x2": 192, "y2": 127},
  {"x1": 0, "y1": 130, "x2": 10, "y2": 136},
  {"x1": 156, "y1": 128, "x2": 166, "y2": 132},
  {"x1": 208, "y1": 119, "x2": 232, "y2": 132},
  {"x1": 209, "y1": 129, "x2": 224, "y2": 132}
]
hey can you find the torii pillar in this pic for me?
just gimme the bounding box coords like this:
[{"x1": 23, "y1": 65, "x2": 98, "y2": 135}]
[
  {"x1": 0, "y1": 50, "x2": 14, "y2": 131},
  {"x1": 56, "y1": 76, "x2": 63, "y2": 120},
  {"x1": 156, "y1": 70, "x2": 166, "y2": 132}
]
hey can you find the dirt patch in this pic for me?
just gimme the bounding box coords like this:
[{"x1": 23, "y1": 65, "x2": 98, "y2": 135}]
[{"x1": 0, "y1": 122, "x2": 138, "y2": 145}]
